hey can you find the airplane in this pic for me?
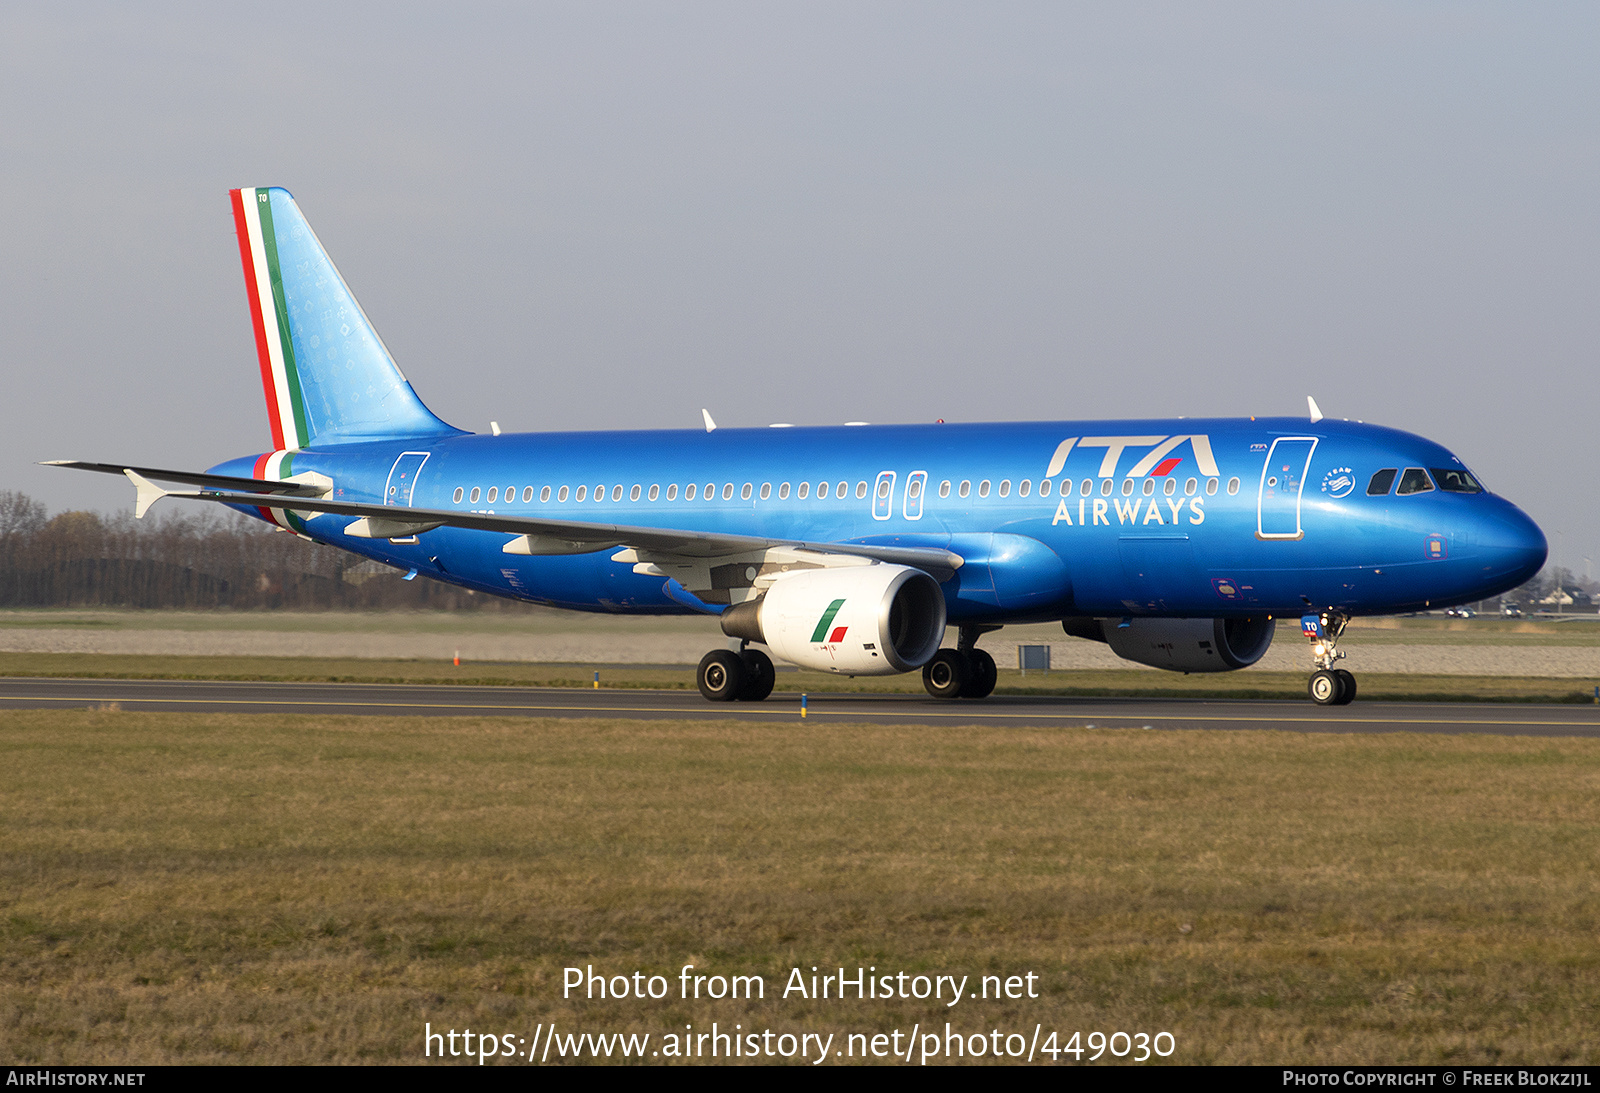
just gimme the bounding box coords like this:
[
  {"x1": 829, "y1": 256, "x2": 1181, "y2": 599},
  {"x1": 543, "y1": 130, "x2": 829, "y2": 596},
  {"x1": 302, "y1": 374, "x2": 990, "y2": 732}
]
[{"x1": 50, "y1": 187, "x2": 1547, "y2": 707}]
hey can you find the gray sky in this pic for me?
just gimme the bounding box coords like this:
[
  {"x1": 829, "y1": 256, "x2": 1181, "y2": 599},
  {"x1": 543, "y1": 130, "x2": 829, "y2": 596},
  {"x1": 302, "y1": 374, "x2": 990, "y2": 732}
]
[{"x1": 3, "y1": 3, "x2": 1596, "y2": 577}]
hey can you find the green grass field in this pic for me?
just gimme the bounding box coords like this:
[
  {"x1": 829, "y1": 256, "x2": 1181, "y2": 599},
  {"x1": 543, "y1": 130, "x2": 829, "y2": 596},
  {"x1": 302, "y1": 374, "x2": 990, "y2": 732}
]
[{"x1": 3, "y1": 709, "x2": 1598, "y2": 1065}]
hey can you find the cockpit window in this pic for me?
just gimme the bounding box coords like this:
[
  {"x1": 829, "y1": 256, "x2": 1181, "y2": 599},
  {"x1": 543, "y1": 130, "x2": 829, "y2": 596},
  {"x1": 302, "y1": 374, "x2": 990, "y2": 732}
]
[
  {"x1": 1430, "y1": 468, "x2": 1483, "y2": 494},
  {"x1": 1367, "y1": 468, "x2": 1397, "y2": 496},
  {"x1": 1396, "y1": 467, "x2": 1434, "y2": 496}
]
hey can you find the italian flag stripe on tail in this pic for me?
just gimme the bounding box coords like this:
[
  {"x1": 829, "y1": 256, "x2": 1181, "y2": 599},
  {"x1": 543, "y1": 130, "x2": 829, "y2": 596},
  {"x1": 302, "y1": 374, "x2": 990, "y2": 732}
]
[{"x1": 230, "y1": 188, "x2": 307, "y2": 451}]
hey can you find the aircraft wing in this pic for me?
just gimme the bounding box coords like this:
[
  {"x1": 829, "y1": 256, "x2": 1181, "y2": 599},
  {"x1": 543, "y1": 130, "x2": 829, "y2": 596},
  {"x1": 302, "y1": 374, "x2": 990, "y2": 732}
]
[{"x1": 81, "y1": 465, "x2": 965, "y2": 583}]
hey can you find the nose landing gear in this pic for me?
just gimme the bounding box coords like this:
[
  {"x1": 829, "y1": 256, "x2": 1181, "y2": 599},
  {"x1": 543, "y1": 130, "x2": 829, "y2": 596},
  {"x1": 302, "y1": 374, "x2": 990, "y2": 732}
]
[{"x1": 1303, "y1": 612, "x2": 1356, "y2": 705}]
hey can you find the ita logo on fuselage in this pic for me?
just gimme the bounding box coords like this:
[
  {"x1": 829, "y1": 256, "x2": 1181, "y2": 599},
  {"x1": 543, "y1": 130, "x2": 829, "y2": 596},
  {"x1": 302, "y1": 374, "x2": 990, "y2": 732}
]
[{"x1": 1044, "y1": 434, "x2": 1217, "y2": 529}]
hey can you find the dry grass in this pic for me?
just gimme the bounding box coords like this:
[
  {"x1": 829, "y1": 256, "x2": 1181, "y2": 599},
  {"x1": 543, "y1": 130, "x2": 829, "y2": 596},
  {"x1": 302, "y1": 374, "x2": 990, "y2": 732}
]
[
  {"x1": 3, "y1": 651, "x2": 1597, "y2": 703},
  {"x1": 2, "y1": 709, "x2": 1598, "y2": 1065}
]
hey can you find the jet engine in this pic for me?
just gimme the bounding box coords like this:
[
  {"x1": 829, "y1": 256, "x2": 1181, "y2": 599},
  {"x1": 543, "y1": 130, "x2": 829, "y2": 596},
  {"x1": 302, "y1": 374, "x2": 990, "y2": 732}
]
[
  {"x1": 721, "y1": 563, "x2": 946, "y2": 675},
  {"x1": 1062, "y1": 616, "x2": 1274, "y2": 673}
]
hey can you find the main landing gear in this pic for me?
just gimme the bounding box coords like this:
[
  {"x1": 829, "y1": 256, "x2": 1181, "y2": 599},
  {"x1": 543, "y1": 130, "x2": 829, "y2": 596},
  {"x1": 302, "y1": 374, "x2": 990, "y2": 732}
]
[
  {"x1": 1303, "y1": 611, "x2": 1356, "y2": 706},
  {"x1": 922, "y1": 625, "x2": 1000, "y2": 700},
  {"x1": 697, "y1": 645, "x2": 775, "y2": 702}
]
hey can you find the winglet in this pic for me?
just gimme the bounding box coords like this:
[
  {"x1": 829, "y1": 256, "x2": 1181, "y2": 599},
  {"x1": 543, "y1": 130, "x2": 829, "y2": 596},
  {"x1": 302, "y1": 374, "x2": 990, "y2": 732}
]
[
  {"x1": 1307, "y1": 396, "x2": 1324, "y2": 424},
  {"x1": 702, "y1": 408, "x2": 717, "y2": 433},
  {"x1": 124, "y1": 469, "x2": 168, "y2": 519}
]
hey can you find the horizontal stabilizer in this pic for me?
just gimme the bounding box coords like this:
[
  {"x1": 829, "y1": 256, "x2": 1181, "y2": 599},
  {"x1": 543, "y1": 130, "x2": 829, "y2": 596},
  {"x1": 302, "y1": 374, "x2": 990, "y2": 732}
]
[{"x1": 44, "y1": 460, "x2": 329, "y2": 497}]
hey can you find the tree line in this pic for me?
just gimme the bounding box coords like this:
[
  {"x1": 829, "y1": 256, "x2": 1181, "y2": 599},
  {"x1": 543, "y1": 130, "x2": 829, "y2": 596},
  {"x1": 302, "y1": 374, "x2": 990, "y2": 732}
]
[{"x1": 0, "y1": 491, "x2": 499, "y2": 610}]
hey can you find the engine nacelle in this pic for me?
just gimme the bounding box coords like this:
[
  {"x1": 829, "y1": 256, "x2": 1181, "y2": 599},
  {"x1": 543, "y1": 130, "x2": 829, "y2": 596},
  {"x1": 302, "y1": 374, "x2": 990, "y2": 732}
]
[
  {"x1": 1063, "y1": 616, "x2": 1275, "y2": 673},
  {"x1": 721, "y1": 563, "x2": 946, "y2": 675}
]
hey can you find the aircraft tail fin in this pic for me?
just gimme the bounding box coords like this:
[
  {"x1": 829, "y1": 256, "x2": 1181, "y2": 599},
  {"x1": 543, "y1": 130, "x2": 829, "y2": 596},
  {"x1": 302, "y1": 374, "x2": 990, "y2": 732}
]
[{"x1": 230, "y1": 187, "x2": 463, "y2": 449}]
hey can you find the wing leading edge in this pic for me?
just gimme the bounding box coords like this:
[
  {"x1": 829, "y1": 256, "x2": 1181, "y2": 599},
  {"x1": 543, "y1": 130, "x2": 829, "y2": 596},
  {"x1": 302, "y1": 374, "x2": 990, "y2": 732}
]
[{"x1": 53, "y1": 463, "x2": 965, "y2": 588}]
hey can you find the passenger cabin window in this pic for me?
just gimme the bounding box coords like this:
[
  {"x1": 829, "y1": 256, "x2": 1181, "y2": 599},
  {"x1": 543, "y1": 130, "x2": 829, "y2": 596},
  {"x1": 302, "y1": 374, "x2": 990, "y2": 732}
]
[
  {"x1": 978, "y1": 480, "x2": 991, "y2": 498},
  {"x1": 778, "y1": 482, "x2": 789, "y2": 499},
  {"x1": 1184, "y1": 478, "x2": 1197, "y2": 496},
  {"x1": 557, "y1": 486, "x2": 569, "y2": 502},
  {"x1": 1039, "y1": 479, "x2": 1051, "y2": 496},
  {"x1": 818, "y1": 482, "x2": 829, "y2": 498},
  {"x1": 523, "y1": 487, "x2": 534, "y2": 503},
  {"x1": 686, "y1": 484, "x2": 697, "y2": 500},
  {"x1": 741, "y1": 483, "x2": 753, "y2": 500},
  {"x1": 647, "y1": 484, "x2": 658, "y2": 501},
  {"x1": 998, "y1": 479, "x2": 1011, "y2": 497},
  {"x1": 760, "y1": 483, "x2": 772, "y2": 500},
  {"x1": 453, "y1": 487, "x2": 464, "y2": 503},
  {"x1": 1431, "y1": 468, "x2": 1483, "y2": 494},
  {"x1": 1206, "y1": 479, "x2": 1218, "y2": 496},
  {"x1": 575, "y1": 486, "x2": 586, "y2": 502},
  {"x1": 1142, "y1": 478, "x2": 1155, "y2": 496},
  {"x1": 630, "y1": 485, "x2": 641, "y2": 501},
  {"x1": 1397, "y1": 468, "x2": 1434, "y2": 496},
  {"x1": 667, "y1": 484, "x2": 678, "y2": 500},
  {"x1": 613, "y1": 485, "x2": 623, "y2": 501},
  {"x1": 506, "y1": 486, "x2": 515, "y2": 500},
  {"x1": 958, "y1": 481, "x2": 970, "y2": 498},
  {"x1": 1367, "y1": 469, "x2": 1398, "y2": 496},
  {"x1": 1226, "y1": 478, "x2": 1238, "y2": 495},
  {"x1": 1100, "y1": 479, "x2": 1113, "y2": 496},
  {"x1": 487, "y1": 487, "x2": 497, "y2": 503},
  {"x1": 540, "y1": 486, "x2": 551, "y2": 502},
  {"x1": 797, "y1": 482, "x2": 809, "y2": 499},
  {"x1": 836, "y1": 481, "x2": 847, "y2": 498},
  {"x1": 1018, "y1": 479, "x2": 1030, "y2": 498},
  {"x1": 938, "y1": 480, "x2": 950, "y2": 498},
  {"x1": 1082, "y1": 479, "x2": 1093, "y2": 497},
  {"x1": 1164, "y1": 478, "x2": 1176, "y2": 496},
  {"x1": 855, "y1": 481, "x2": 868, "y2": 499},
  {"x1": 1120, "y1": 479, "x2": 1133, "y2": 496},
  {"x1": 470, "y1": 487, "x2": 481, "y2": 503}
]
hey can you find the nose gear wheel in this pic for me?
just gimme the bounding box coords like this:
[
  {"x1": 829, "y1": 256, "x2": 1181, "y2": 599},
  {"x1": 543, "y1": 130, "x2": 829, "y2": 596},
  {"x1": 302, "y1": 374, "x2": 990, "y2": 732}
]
[{"x1": 1303, "y1": 611, "x2": 1356, "y2": 705}]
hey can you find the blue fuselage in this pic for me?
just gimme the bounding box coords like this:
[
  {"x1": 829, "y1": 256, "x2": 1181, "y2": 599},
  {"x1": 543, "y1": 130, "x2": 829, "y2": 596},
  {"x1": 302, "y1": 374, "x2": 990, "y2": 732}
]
[{"x1": 213, "y1": 417, "x2": 1546, "y2": 621}]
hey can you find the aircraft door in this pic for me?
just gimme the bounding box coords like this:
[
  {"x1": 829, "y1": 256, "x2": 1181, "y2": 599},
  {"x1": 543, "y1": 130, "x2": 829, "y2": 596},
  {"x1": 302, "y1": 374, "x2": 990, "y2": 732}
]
[
  {"x1": 872, "y1": 471, "x2": 897, "y2": 520},
  {"x1": 385, "y1": 452, "x2": 431, "y2": 506},
  {"x1": 903, "y1": 470, "x2": 927, "y2": 520},
  {"x1": 382, "y1": 451, "x2": 431, "y2": 543},
  {"x1": 1256, "y1": 438, "x2": 1317, "y2": 540}
]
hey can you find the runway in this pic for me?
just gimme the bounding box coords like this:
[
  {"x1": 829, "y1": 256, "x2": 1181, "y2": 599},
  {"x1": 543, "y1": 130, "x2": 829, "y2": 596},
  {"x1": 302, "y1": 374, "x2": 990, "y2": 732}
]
[{"x1": 4, "y1": 676, "x2": 1599, "y2": 736}]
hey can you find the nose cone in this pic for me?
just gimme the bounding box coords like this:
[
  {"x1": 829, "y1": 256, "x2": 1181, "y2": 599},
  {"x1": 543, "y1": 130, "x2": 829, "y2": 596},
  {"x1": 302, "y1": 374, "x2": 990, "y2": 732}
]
[{"x1": 1478, "y1": 499, "x2": 1547, "y2": 592}]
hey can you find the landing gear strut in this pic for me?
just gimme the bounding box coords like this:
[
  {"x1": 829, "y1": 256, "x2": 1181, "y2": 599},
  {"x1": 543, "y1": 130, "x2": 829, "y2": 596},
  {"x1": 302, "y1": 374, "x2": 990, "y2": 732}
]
[
  {"x1": 1303, "y1": 611, "x2": 1356, "y2": 706},
  {"x1": 922, "y1": 624, "x2": 1000, "y2": 700}
]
